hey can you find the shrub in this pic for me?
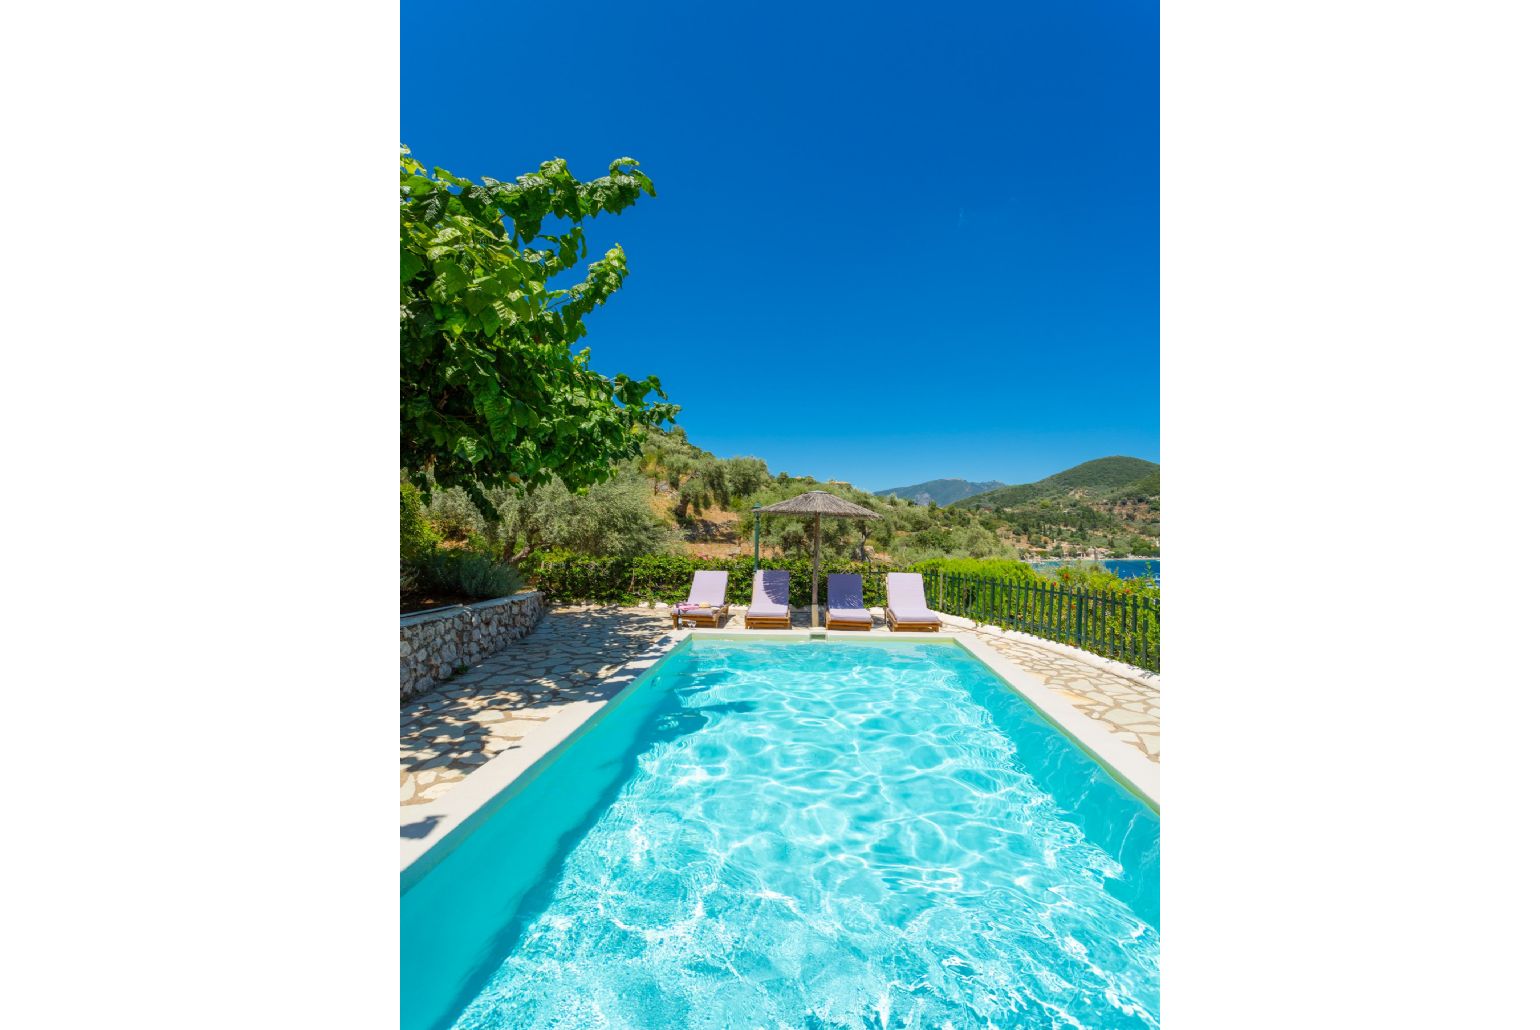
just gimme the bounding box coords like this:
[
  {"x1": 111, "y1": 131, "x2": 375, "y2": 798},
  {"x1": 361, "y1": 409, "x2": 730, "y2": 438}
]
[
  {"x1": 400, "y1": 480, "x2": 440, "y2": 561},
  {"x1": 904, "y1": 557, "x2": 1144, "y2": 589},
  {"x1": 487, "y1": 469, "x2": 677, "y2": 562},
  {"x1": 527, "y1": 552, "x2": 903, "y2": 608},
  {"x1": 412, "y1": 550, "x2": 523, "y2": 600},
  {"x1": 529, "y1": 552, "x2": 1160, "y2": 607},
  {"x1": 427, "y1": 485, "x2": 488, "y2": 541},
  {"x1": 907, "y1": 557, "x2": 1042, "y2": 583},
  {"x1": 911, "y1": 559, "x2": 1158, "y2": 670}
]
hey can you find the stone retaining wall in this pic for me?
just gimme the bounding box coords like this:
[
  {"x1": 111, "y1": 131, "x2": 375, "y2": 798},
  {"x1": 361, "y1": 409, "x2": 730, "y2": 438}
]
[{"x1": 400, "y1": 591, "x2": 546, "y2": 701}]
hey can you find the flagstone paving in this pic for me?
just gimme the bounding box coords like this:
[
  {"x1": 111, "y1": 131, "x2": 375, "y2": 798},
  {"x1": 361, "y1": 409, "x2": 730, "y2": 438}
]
[
  {"x1": 971, "y1": 634, "x2": 1160, "y2": 762},
  {"x1": 399, "y1": 606, "x2": 680, "y2": 806},
  {"x1": 400, "y1": 605, "x2": 1159, "y2": 807}
]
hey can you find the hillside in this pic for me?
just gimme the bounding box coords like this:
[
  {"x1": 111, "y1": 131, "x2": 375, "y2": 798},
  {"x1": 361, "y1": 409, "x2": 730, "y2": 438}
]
[
  {"x1": 631, "y1": 428, "x2": 1024, "y2": 564},
  {"x1": 504, "y1": 428, "x2": 1162, "y2": 564},
  {"x1": 873, "y1": 478, "x2": 1006, "y2": 507},
  {"x1": 948, "y1": 456, "x2": 1160, "y2": 559},
  {"x1": 1111, "y1": 468, "x2": 1160, "y2": 502},
  {"x1": 955, "y1": 457, "x2": 1158, "y2": 509},
  {"x1": 654, "y1": 436, "x2": 1159, "y2": 562}
]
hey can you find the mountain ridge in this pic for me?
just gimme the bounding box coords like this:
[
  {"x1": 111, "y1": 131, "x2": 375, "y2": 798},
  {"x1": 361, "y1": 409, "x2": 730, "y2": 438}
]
[
  {"x1": 954, "y1": 457, "x2": 1158, "y2": 509},
  {"x1": 872, "y1": 478, "x2": 1007, "y2": 507}
]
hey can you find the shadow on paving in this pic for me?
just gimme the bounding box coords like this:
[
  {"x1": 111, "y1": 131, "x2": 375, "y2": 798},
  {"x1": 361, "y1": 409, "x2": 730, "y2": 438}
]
[
  {"x1": 400, "y1": 814, "x2": 441, "y2": 839},
  {"x1": 400, "y1": 607, "x2": 678, "y2": 781}
]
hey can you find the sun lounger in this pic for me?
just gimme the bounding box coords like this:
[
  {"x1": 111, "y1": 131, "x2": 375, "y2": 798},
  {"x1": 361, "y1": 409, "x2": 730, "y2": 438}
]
[
  {"x1": 744, "y1": 569, "x2": 792, "y2": 629},
  {"x1": 824, "y1": 573, "x2": 872, "y2": 630},
  {"x1": 671, "y1": 570, "x2": 731, "y2": 628},
  {"x1": 884, "y1": 572, "x2": 942, "y2": 631}
]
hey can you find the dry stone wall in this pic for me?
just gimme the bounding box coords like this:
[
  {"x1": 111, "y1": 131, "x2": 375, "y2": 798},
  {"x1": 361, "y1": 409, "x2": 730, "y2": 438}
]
[{"x1": 400, "y1": 591, "x2": 546, "y2": 701}]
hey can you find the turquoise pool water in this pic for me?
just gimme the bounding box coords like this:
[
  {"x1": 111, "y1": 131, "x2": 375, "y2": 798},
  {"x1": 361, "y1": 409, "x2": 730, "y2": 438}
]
[{"x1": 402, "y1": 639, "x2": 1159, "y2": 1029}]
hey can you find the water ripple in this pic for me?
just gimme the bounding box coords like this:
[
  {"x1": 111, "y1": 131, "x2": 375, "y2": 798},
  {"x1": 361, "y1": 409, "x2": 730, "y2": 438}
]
[{"x1": 449, "y1": 641, "x2": 1158, "y2": 1029}]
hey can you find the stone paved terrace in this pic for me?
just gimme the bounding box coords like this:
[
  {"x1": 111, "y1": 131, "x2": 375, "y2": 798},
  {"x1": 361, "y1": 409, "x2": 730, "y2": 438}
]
[
  {"x1": 974, "y1": 634, "x2": 1159, "y2": 761},
  {"x1": 400, "y1": 605, "x2": 1159, "y2": 807}
]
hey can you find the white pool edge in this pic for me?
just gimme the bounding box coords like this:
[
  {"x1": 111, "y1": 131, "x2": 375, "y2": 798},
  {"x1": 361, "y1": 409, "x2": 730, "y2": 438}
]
[
  {"x1": 399, "y1": 627, "x2": 690, "y2": 885},
  {"x1": 935, "y1": 614, "x2": 1160, "y2": 689},
  {"x1": 946, "y1": 634, "x2": 1160, "y2": 810},
  {"x1": 401, "y1": 627, "x2": 1158, "y2": 885}
]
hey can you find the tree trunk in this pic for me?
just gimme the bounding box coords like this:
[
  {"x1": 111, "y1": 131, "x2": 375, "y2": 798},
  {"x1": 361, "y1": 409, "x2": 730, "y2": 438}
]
[{"x1": 502, "y1": 529, "x2": 541, "y2": 564}]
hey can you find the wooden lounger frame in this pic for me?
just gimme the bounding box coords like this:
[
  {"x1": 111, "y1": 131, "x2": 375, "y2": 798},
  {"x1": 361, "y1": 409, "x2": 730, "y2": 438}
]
[
  {"x1": 672, "y1": 605, "x2": 732, "y2": 629},
  {"x1": 884, "y1": 607, "x2": 942, "y2": 632},
  {"x1": 744, "y1": 609, "x2": 792, "y2": 630}
]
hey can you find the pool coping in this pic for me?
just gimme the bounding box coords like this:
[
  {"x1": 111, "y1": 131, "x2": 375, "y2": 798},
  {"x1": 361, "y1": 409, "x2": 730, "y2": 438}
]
[
  {"x1": 944, "y1": 634, "x2": 1160, "y2": 808},
  {"x1": 937, "y1": 614, "x2": 1160, "y2": 689},
  {"x1": 401, "y1": 627, "x2": 1158, "y2": 884},
  {"x1": 399, "y1": 626, "x2": 690, "y2": 886}
]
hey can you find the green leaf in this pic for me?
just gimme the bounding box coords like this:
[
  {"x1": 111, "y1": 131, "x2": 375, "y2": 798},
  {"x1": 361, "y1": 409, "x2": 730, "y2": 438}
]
[
  {"x1": 419, "y1": 190, "x2": 445, "y2": 222},
  {"x1": 401, "y1": 147, "x2": 664, "y2": 500},
  {"x1": 400, "y1": 251, "x2": 425, "y2": 283},
  {"x1": 429, "y1": 260, "x2": 470, "y2": 301}
]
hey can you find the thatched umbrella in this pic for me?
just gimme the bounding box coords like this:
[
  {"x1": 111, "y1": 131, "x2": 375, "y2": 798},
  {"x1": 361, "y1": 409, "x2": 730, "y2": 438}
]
[{"x1": 756, "y1": 490, "x2": 881, "y2": 624}]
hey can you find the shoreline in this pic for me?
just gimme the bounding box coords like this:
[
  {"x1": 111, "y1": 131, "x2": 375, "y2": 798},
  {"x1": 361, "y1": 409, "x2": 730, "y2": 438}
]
[{"x1": 1027, "y1": 556, "x2": 1161, "y2": 564}]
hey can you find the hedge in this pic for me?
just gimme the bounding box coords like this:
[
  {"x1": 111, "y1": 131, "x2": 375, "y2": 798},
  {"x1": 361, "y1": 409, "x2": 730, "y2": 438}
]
[
  {"x1": 526, "y1": 552, "x2": 902, "y2": 608},
  {"x1": 528, "y1": 552, "x2": 1158, "y2": 606},
  {"x1": 526, "y1": 551, "x2": 1161, "y2": 672}
]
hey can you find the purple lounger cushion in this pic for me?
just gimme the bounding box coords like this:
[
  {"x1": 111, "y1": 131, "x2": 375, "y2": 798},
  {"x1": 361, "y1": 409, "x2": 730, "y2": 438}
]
[
  {"x1": 886, "y1": 573, "x2": 941, "y2": 624},
  {"x1": 826, "y1": 573, "x2": 869, "y2": 622},
  {"x1": 747, "y1": 569, "x2": 790, "y2": 619},
  {"x1": 679, "y1": 570, "x2": 728, "y2": 613}
]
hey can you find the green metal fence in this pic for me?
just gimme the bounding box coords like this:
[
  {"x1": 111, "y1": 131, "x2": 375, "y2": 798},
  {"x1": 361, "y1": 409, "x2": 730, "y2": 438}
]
[
  {"x1": 528, "y1": 553, "x2": 1161, "y2": 674},
  {"x1": 920, "y1": 570, "x2": 1160, "y2": 673}
]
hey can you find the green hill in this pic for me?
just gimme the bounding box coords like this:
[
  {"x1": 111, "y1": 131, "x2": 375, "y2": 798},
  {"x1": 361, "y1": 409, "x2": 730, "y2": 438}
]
[
  {"x1": 873, "y1": 478, "x2": 1007, "y2": 507},
  {"x1": 955, "y1": 457, "x2": 1159, "y2": 509},
  {"x1": 1111, "y1": 468, "x2": 1160, "y2": 502}
]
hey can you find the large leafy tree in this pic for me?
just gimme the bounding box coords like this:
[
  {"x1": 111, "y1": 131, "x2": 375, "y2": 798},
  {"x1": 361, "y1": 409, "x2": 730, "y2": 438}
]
[{"x1": 400, "y1": 147, "x2": 678, "y2": 514}]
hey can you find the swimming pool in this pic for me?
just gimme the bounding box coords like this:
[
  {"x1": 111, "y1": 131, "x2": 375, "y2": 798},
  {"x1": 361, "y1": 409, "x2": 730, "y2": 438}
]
[{"x1": 401, "y1": 638, "x2": 1159, "y2": 1029}]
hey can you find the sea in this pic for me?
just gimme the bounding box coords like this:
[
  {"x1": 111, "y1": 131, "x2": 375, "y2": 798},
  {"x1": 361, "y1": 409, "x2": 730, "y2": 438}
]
[{"x1": 1031, "y1": 559, "x2": 1160, "y2": 583}]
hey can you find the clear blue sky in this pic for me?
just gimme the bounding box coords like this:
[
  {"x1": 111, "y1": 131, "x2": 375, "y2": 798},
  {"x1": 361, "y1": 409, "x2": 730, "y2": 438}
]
[{"x1": 402, "y1": 0, "x2": 1158, "y2": 492}]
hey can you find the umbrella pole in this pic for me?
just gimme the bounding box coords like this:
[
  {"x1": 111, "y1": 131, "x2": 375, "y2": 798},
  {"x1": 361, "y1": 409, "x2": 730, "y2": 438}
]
[
  {"x1": 753, "y1": 505, "x2": 761, "y2": 573},
  {"x1": 812, "y1": 513, "x2": 821, "y2": 628}
]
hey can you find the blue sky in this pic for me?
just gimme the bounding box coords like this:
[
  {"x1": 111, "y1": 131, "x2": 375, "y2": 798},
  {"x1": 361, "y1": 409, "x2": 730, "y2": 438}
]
[{"x1": 402, "y1": 0, "x2": 1158, "y2": 492}]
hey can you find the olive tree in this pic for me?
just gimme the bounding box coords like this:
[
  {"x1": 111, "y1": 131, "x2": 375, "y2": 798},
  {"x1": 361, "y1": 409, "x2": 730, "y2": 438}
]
[{"x1": 488, "y1": 469, "x2": 676, "y2": 561}]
